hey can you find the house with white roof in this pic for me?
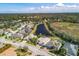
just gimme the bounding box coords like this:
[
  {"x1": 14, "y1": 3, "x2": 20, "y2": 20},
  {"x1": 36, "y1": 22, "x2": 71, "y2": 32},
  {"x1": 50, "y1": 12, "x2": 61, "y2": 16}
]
[
  {"x1": 37, "y1": 37, "x2": 62, "y2": 50},
  {"x1": 37, "y1": 37, "x2": 51, "y2": 46}
]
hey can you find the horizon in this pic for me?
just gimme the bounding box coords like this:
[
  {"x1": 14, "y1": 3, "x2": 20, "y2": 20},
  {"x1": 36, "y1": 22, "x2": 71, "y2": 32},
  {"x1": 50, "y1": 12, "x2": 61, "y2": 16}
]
[{"x1": 0, "y1": 12, "x2": 79, "y2": 14}]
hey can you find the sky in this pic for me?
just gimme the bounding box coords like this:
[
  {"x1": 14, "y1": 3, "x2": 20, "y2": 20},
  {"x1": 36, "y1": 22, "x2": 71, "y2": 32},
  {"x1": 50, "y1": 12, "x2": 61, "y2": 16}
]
[{"x1": 0, "y1": 3, "x2": 79, "y2": 13}]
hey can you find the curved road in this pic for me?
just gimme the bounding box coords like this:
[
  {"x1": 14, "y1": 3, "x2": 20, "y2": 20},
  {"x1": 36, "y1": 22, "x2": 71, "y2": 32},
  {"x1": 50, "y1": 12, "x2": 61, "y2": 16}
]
[{"x1": 0, "y1": 37, "x2": 55, "y2": 56}]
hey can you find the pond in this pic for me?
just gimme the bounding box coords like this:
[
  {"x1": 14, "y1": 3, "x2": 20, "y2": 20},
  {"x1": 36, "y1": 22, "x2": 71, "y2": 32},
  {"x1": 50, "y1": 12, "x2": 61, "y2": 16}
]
[{"x1": 35, "y1": 24, "x2": 52, "y2": 36}]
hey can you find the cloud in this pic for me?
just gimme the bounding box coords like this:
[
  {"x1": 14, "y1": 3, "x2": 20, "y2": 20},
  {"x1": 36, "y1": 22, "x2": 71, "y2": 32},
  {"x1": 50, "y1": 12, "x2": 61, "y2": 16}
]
[
  {"x1": 56, "y1": 3, "x2": 65, "y2": 6},
  {"x1": 66, "y1": 5, "x2": 77, "y2": 7},
  {"x1": 56, "y1": 3, "x2": 78, "y2": 8},
  {"x1": 30, "y1": 7, "x2": 35, "y2": 10},
  {"x1": 0, "y1": 3, "x2": 79, "y2": 13}
]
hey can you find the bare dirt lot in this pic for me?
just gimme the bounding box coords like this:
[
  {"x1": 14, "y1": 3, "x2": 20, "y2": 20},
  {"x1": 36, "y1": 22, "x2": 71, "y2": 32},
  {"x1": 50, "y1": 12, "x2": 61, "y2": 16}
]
[{"x1": 0, "y1": 47, "x2": 16, "y2": 56}]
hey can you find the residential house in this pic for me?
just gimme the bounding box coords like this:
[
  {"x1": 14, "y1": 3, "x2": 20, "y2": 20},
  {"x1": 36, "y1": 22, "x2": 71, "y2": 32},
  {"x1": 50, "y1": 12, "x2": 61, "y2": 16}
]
[
  {"x1": 11, "y1": 33, "x2": 24, "y2": 39},
  {"x1": 37, "y1": 37, "x2": 62, "y2": 50},
  {"x1": 24, "y1": 34, "x2": 37, "y2": 41}
]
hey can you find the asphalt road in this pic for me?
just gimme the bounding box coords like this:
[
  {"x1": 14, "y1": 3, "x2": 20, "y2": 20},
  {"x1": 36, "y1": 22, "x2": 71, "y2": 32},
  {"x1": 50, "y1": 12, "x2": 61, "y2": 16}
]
[{"x1": 0, "y1": 37, "x2": 55, "y2": 56}]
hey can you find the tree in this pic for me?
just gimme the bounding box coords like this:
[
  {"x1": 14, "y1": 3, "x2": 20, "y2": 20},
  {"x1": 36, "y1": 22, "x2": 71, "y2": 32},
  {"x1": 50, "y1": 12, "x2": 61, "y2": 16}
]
[
  {"x1": 31, "y1": 37, "x2": 38, "y2": 45},
  {"x1": 15, "y1": 47, "x2": 32, "y2": 56},
  {"x1": 58, "y1": 48, "x2": 67, "y2": 56},
  {"x1": 37, "y1": 34, "x2": 43, "y2": 38},
  {"x1": 77, "y1": 48, "x2": 79, "y2": 56},
  {"x1": 49, "y1": 47, "x2": 67, "y2": 56}
]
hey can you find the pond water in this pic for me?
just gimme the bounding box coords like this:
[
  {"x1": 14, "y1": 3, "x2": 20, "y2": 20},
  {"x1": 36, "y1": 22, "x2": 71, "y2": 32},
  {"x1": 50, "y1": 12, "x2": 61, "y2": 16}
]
[{"x1": 35, "y1": 24, "x2": 52, "y2": 36}]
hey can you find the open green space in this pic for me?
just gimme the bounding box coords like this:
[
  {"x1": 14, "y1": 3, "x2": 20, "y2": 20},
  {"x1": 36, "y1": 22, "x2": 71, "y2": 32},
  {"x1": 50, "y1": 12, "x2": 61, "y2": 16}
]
[{"x1": 50, "y1": 22, "x2": 79, "y2": 44}]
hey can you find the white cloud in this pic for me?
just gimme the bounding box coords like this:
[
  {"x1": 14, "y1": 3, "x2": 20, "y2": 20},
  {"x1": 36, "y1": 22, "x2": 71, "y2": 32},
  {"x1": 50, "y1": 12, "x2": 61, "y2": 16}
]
[
  {"x1": 0, "y1": 3, "x2": 79, "y2": 13},
  {"x1": 40, "y1": 6, "x2": 45, "y2": 8},
  {"x1": 55, "y1": 3, "x2": 78, "y2": 8},
  {"x1": 19, "y1": 5, "x2": 79, "y2": 13},
  {"x1": 56, "y1": 3, "x2": 64, "y2": 6}
]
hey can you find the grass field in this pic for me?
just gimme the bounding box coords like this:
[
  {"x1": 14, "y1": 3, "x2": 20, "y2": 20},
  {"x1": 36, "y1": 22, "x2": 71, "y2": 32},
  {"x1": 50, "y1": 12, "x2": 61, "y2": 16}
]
[{"x1": 50, "y1": 22, "x2": 79, "y2": 43}]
